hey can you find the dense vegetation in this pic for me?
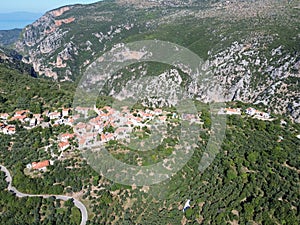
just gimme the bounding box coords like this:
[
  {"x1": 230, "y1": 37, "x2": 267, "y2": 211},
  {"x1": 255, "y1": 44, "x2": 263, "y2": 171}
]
[
  {"x1": 0, "y1": 1, "x2": 299, "y2": 224},
  {"x1": 82, "y1": 114, "x2": 299, "y2": 225},
  {"x1": 0, "y1": 29, "x2": 21, "y2": 46},
  {"x1": 0, "y1": 171, "x2": 81, "y2": 225},
  {"x1": 0, "y1": 96, "x2": 299, "y2": 224},
  {"x1": 0, "y1": 65, "x2": 75, "y2": 113},
  {"x1": 0, "y1": 65, "x2": 298, "y2": 224},
  {"x1": 0, "y1": 47, "x2": 37, "y2": 77},
  {"x1": 0, "y1": 123, "x2": 99, "y2": 195}
]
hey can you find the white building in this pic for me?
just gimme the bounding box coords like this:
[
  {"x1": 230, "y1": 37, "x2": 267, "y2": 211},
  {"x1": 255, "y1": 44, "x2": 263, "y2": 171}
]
[
  {"x1": 30, "y1": 118, "x2": 37, "y2": 126},
  {"x1": 0, "y1": 113, "x2": 9, "y2": 120},
  {"x1": 62, "y1": 108, "x2": 70, "y2": 117},
  {"x1": 49, "y1": 112, "x2": 61, "y2": 120},
  {"x1": 245, "y1": 107, "x2": 256, "y2": 116},
  {"x1": 3, "y1": 125, "x2": 16, "y2": 135},
  {"x1": 246, "y1": 107, "x2": 270, "y2": 119}
]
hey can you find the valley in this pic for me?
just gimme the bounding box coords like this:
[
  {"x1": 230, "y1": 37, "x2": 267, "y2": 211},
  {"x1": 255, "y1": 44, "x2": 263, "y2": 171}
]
[{"x1": 0, "y1": 0, "x2": 299, "y2": 224}]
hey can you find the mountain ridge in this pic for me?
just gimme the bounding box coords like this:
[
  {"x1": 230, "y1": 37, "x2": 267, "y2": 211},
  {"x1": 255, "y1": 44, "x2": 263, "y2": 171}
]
[{"x1": 7, "y1": 0, "x2": 300, "y2": 122}]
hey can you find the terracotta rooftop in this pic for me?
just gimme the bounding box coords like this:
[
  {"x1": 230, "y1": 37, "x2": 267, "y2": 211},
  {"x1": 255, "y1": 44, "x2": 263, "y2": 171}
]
[
  {"x1": 15, "y1": 110, "x2": 29, "y2": 116},
  {"x1": 58, "y1": 141, "x2": 69, "y2": 148},
  {"x1": 32, "y1": 160, "x2": 49, "y2": 170},
  {"x1": 61, "y1": 133, "x2": 75, "y2": 139}
]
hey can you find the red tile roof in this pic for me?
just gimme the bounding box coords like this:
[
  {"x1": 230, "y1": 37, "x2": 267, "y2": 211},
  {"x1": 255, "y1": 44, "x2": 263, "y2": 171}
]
[
  {"x1": 10, "y1": 115, "x2": 27, "y2": 121},
  {"x1": 32, "y1": 160, "x2": 49, "y2": 169},
  {"x1": 79, "y1": 138, "x2": 86, "y2": 145},
  {"x1": 58, "y1": 141, "x2": 69, "y2": 149},
  {"x1": 8, "y1": 126, "x2": 15, "y2": 131},
  {"x1": 15, "y1": 110, "x2": 29, "y2": 116},
  {"x1": 61, "y1": 133, "x2": 75, "y2": 139},
  {"x1": 225, "y1": 108, "x2": 238, "y2": 112},
  {"x1": 33, "y1": 114, "x2": 41, "y2": 118},
  {"x1": 101, "y1": 133, "x2": 114, "y2": 141}
]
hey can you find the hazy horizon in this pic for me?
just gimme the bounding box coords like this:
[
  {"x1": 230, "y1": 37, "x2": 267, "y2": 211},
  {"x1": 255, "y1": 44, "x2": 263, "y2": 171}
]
[
  {"x1": 0, "y1": 0, "x2": 100, "y2": 30},
  {"x1": 0, "y1": 0, "x2": 100, "y2": 14},
  {"x1": 0, "y1": 12, "x2": 43, "y2": 30}
]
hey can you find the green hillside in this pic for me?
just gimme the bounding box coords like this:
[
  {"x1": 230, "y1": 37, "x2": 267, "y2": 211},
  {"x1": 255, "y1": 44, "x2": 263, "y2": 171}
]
[
  {"x1": 0, "y1": 0, "x2": 299, "y2": 224},
  {"x1": 13, "y1": 0, "x2": 300, "y2": 122},
  {"x1": 0, "y1": 65, "x2": 75, "y2": 113},
  {"x1": 0, "y1": 66, "x2": 299, "y2": 224}
]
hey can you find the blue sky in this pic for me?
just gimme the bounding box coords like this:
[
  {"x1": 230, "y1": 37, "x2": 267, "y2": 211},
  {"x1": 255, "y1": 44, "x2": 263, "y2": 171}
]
[{"x1": 0, "y1": 0, "x2": 101, "y2": 13}]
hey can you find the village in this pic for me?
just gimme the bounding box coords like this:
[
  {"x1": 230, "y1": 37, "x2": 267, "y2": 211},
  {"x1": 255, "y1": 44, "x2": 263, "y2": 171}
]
[
  {"x1": 0, "y1": 105, "x2": 275, "y2": 172},
  {"x1": 218, "y1": 107, "x2": 271, "y2": 119}
]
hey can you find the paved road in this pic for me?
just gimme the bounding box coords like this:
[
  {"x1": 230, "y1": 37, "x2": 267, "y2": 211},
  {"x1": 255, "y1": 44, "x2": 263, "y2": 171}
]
[{"x1": 0, "y1": 165, "x2": 88, "y2": 225}]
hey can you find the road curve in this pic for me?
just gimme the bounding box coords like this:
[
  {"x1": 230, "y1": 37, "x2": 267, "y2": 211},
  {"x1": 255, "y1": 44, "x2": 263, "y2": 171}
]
[{"x1": 0, "y1": 165, "x2": 88, "y2": 225}]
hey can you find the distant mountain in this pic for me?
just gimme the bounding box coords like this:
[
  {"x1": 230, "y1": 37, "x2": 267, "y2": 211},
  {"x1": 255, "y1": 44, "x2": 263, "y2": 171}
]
[
  {"x1": 0, "y1": 12, "x2": 42, "y2": 30},
  {"x1": 0, "y1": 12, "x2": 43, "y2": 21}
]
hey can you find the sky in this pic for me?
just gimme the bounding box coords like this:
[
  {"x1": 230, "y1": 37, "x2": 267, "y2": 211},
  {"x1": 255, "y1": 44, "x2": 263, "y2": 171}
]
[
  {"x1": 0, "y1": 0, "x2": 101, "y2": 30},
  {"x1": 0, "y1": 0, "x2": 101, "y2": 13}
]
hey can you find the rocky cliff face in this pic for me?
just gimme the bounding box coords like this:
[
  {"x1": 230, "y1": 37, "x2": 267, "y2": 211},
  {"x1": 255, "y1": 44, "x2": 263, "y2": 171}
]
[
  {"x1": 14, "y1": 0, "x2": 300, "y2": 122},
  {"x1": 15, "y1": 6, "x2": 76, "y2": 80},
  {"x1": 0, "y1": 47, "x2": 37, "y2": 77},
  {"x1": 207, "y1": 40, "x2": 300, "y2": 122}
]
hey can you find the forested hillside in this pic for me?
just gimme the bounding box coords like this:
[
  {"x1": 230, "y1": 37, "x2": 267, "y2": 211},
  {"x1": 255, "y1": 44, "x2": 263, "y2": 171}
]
[
  {"x1": 0, "y1": 66, "x2": 298, "y2": 224},
  {"x1": 12, "y1": 0, "x2": 300, "y2": 122},
  {"x1": 0, "y1": 0, "x2": 299, "y2": 224},
  {"x1": 0, "y1": 65, "x2": 75, "y2": 113},
  {"x1": 0, "y1": 171, "x2": 81, "y2": 225}
]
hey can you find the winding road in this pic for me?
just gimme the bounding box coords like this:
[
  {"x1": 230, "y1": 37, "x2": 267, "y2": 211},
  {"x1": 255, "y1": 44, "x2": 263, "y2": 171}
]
[{"x1": 0, "y1": 165, "x2": 88, "y2": 225}]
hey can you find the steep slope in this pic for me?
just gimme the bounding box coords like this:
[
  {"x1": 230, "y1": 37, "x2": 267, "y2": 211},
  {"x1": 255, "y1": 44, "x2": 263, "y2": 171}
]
[
  {"x1": 0, "y1": 47, "x2": 37, "y2": 77},
  {"x1": 15, "y1": 0, "x2": 300, "y2": 122},
  {"x1": 0, "y1": 29, "x2": 22, "y2": 46},
  {"x1": 0, "y1": 64, "x2": 75, "y2": 113}
]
